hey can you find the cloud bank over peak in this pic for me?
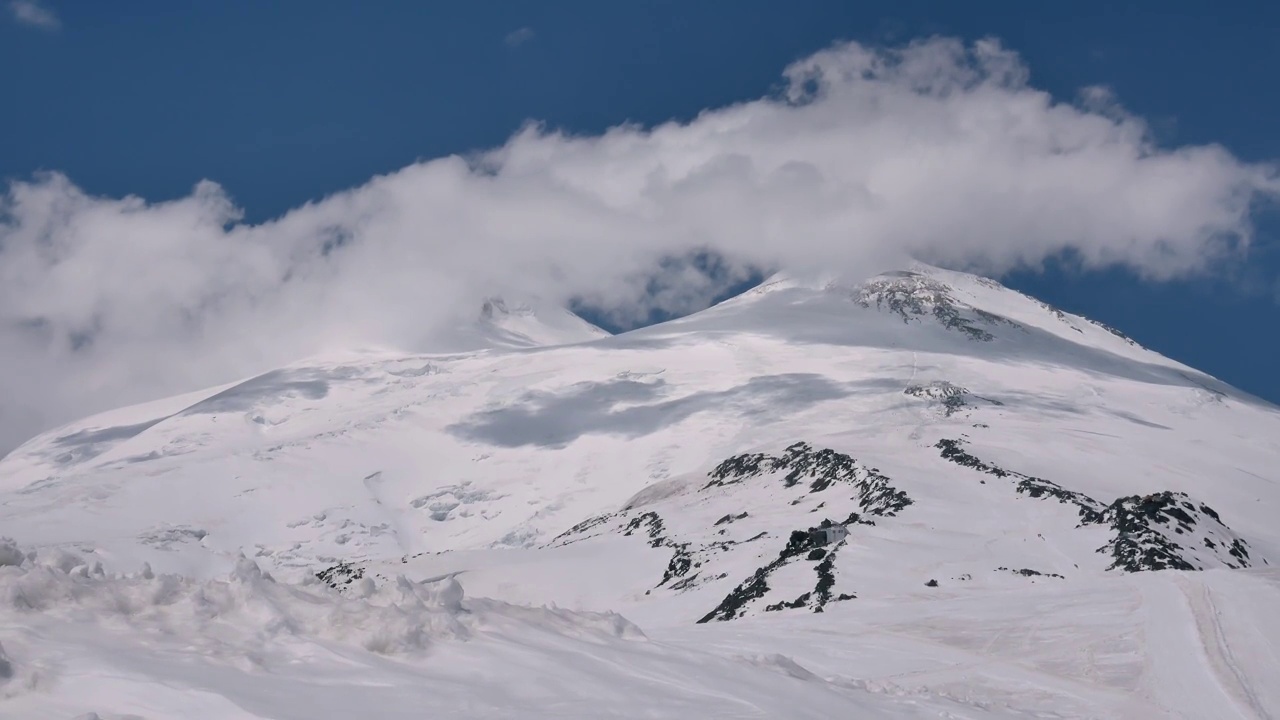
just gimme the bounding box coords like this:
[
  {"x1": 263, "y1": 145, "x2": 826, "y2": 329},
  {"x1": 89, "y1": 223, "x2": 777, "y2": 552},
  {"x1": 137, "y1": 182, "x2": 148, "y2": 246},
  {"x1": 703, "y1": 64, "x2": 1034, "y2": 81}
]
[{"x1": 1, "y1": 37, "x2": 1276, "y2": 452}]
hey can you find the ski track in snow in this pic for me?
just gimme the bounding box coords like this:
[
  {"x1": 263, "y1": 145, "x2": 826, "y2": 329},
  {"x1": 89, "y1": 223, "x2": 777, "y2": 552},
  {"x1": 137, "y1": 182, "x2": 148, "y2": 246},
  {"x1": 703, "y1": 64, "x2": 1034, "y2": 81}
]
[
  {"x1": 1136, "y1": 573, "x2": 1277, "y2": 720},
  {"x1": 1175, "y1": 575, "x2": 1272, "y2": 720}
]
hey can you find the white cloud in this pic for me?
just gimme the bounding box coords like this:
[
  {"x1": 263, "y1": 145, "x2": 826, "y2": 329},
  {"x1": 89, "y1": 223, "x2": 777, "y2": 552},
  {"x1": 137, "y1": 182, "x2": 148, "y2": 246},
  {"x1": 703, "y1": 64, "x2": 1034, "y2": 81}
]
[
  {"x1": 8, "y1": 0, "x2": 59, "y2": 30},
  {"x1": 505, "y1": 27, "x2": 534, "y2": 48},
  {"x1": 1, "y1": 37, "x2": 1277, "y2": 453}
]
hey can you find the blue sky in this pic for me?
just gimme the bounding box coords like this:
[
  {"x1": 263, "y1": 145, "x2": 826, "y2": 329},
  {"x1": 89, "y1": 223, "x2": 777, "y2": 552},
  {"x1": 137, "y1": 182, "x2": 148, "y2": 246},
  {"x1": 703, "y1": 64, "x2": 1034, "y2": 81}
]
[{"x1": 1, "y1": 1, "x2": 1278, "y2": 446}]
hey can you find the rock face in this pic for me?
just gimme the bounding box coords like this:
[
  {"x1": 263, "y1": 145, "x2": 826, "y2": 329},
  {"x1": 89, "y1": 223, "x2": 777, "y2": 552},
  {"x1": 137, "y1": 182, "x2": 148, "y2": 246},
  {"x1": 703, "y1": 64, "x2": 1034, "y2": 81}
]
[
  {"x1": 704, "y1": 442, "x2": 912, "y2": 516},
  {"x1": 905, "y1": 381, "x2": 971, "y2": 416},
  {"x1": 1100, "y1": 492, "x2": 1254, "y2": 572},
  {"x1": 903, "y1": 380, "x2": 1006, "y2": 417},
  {"x1": 552, "y1": 442, "x2": 913, "y2": 623},
  {"x1": 934, "y1": 438, "x2": 1260, "y2": 571},
  {"x1": 315, "y1": 560, "x2": 365, "y2": 590},
  {"x1": 854, "y1": 271, "x2": 1020, "y2": 341}
]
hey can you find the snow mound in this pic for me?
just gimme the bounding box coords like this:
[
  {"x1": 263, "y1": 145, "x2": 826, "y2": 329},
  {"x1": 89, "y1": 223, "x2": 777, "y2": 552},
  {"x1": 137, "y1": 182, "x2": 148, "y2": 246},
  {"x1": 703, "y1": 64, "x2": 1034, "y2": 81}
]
[{"x1": 0, "y1": 540, "x2": 643, "y2": 694}]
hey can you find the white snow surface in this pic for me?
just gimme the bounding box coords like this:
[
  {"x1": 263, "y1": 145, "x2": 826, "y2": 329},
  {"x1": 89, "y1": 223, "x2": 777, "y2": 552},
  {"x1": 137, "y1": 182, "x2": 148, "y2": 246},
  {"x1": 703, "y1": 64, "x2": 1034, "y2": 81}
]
[{"x1": 1, "y1": 264, "x2": 1278, "y2": 719}]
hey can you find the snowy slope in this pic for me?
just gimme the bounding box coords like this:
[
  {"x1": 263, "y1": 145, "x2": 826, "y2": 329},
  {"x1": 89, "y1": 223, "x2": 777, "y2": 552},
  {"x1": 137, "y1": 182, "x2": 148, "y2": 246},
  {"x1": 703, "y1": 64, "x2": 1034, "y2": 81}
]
[{"x1": 1, "y1": 264, "x2": 1278, "y2": 719}]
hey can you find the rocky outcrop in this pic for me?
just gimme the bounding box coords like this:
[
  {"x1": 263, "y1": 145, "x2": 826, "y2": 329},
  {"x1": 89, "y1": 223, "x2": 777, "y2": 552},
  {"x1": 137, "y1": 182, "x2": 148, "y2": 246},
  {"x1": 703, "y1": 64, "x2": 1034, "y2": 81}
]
[
  {"x1": 854, "y1": 271, "x2": 1021, "y2": 342},
  {"x1": 935, "y1": 438, "x2": 1258, "y2": 571},
  {"x1": 700, "y1": 521, "x2": 857, "y2": 623},
  {"x1": 553, "y1": 443, "x2": 912, "y2": 623},
  {"x1": 315, "y1": 560, "x2": 364, "y2": 591},
  {"x1": 706, "y1": 442, "x2": 912, "y2": 517}
]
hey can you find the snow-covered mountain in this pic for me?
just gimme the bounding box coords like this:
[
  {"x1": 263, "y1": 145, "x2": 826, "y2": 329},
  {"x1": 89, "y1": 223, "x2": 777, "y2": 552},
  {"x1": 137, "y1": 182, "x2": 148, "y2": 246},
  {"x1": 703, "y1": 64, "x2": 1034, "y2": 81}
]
[{"x1": 2, "y1": 265, "x2": 1278, "y2": 719}]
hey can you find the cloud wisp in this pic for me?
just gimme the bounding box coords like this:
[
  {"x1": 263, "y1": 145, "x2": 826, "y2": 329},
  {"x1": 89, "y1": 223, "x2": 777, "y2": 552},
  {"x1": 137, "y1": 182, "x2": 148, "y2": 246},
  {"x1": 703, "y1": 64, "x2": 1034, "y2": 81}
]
[
  {"x1": 505, "y1": 27, "x2": 535, "y2": 48},
  {"x1": 8, "y1": 0, "x2": 59, "y2": 30},
  {"x1": 1, "y1": 37, "x2": 1277, "y2": 453}
]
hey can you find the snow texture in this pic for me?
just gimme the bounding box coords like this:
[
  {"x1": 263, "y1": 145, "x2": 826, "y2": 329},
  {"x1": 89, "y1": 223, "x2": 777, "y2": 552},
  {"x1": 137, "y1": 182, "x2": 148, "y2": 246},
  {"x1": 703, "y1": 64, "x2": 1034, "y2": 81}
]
[{"x1": 1, "y1": 264, "x2": 1278, "y2": 718}]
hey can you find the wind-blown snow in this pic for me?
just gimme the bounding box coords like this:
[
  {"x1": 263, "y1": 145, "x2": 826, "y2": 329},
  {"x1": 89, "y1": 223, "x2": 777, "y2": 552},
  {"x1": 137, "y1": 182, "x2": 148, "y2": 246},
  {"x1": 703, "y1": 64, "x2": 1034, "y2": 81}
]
[{"x1": 1, "y1": 265, "x2": 1277, "y2": 718}]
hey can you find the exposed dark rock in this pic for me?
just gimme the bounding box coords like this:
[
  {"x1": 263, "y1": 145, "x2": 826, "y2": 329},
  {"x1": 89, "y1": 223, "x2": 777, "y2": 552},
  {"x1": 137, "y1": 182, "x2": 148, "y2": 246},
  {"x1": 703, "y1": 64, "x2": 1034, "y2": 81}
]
[
  {"x1": 762, "y1": 551, "x2": 845, "y2": 615},
  {"x1": 936, "y1": 438, "x2": 1103, "y2": 522},
  {"x1": 551, "y1": 512, "x2": 615, "y2": 544},
  {"x1": 714, "y1": 512, "x2": 749, "y2": 526},
  {"x1": 696, "y1": 444, "x2": 913, "y2": 620},
  {"x1": 812, "y1": 555, "x2": 837, "y2": 608},
  {"x1": 998, "y1": 567, "x2": 1064, "y2": 579},
  {"x1": 699, "y1": 522, "x2": 850, "y2": 623},
  {"x1": 699, "y1": 561, "x2": 779, "y2": 623},
  {"x1": 706, "y1": 442, "x2": 912, "y2": 517},
  {"x1": 1014, "y1": 476, "x2": 1105, "y2": 524},
  {"x1": 316, "y1": 561, "x2": 364, "y2": 590},
  {"x1": 659, "y1": 544, "x2": 695, "y2": 586},
  {"x1": 855, "y1": 272, "x2": 1023, "y2": 342},
  {"x1": 1031, "y1": 297, "x2": 1076, "y2": 327},
  {"x1": 840, "y1": 511, "x2": 874, "y2": 526},
  {"x1": 557, "y1": 442, "x2": 914, "y2": 623},
  {"x1": 669, "y1": 573, "x2": 701, "y2": 591},
  {"x1": 925, "y1": 579, "x2": 938, "y2": 587},
  {"x1": 905, "y1": 381, "x2": 970, "y2": 417},
  {"x1": 1089, "y1": 319, "x2": 1139, "y2": 345},
  {"x1": 623, "y1": 512, "x2": 666, "y2": 547},
  {"x1": 764, "y1": 593, "x2": 811, "y2": 612},
  {"x1": 937, "y1": 439, "x2": 1258, "y2": 572},
  {"x1": 1230, "y1": 539, "x2": 1250, "y2": 561},
  {"x1": 935, "y1": 438, "x2": 1008, "y2": 477},
  {"x1": 1098, "y1": 492, "x2": 1253, "y2": 572},
  {"x1": 706, "y1": 453, "x2": 770, "y2": 485}
]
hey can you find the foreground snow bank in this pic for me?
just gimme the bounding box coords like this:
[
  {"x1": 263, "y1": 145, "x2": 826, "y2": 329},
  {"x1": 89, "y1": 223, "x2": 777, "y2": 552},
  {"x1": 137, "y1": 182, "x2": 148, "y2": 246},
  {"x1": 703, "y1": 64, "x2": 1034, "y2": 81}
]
[
  {"x1": 0, "y1": 538, "x2": 641, "y2": 697},
  {"x1": 0, "y1": 538, "x2": 982, "y2": 719}
]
